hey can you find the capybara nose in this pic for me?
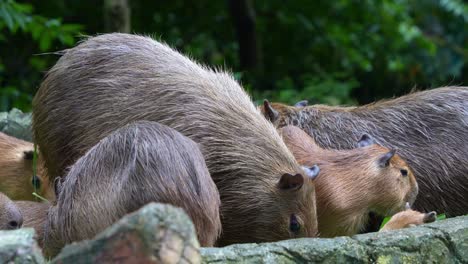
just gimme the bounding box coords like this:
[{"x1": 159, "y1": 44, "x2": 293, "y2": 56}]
[
  {"x1": 423, "y1": 211, "x2": 437, "y2": 223},
  {"x1": 7, "y1": 213, "x2": 23, "y2": 230}
]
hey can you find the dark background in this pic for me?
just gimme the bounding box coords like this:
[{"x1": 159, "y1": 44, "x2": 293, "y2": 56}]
[{"x1": 0, "y1": 0, "x2": 467, "y2": 111}]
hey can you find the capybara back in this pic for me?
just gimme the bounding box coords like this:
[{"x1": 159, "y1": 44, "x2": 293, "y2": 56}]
[{"x1": 44, "y1": 121, "x2": 220, "y2": 256}]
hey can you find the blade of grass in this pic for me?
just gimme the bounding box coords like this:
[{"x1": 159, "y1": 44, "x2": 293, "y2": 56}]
[
  {"x1": 436, "y1": 214, "x2": 446, "y2": 220},
  {"x1": 379, "y1": 216, "x2": 392, "y2": 230},
  {"x1": 32, "y1": 192, "x2": 48, "y2": 202}
]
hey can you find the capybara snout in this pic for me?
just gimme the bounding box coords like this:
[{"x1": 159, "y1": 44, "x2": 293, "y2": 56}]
[{"x1": 0, "y1": 192, "x2": 23, "y2": 230}]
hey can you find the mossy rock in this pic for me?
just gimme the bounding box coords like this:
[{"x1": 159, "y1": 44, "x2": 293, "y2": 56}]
[
  {"x1": 201, "y1": 215, "x2": 468, "y2": 263},
  {"x1": 0, "y1": 228, "x2": 45, "y2": 264}
]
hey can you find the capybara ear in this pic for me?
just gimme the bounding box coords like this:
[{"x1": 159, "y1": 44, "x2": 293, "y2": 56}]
[
  {"x1": 278, "y1": 173, "x2": 304, "y2": 191},
  {"x1": 423, "y1": 211, "x2": 437, "y2": 223},
  {"x1": 378, "y1": 149, "x2": 396, "y2": 168},
  {"x1": 294, "y1": 100, "x2": 308, "y2": 107},
  {"x1": 302, "y1": 165, "x2": 320, "y2": 180},
  {"x1": 263, "y1": 99, "x2": 279, "y2": 123},
  {"x1": 405, "y1": 202, "x2": 411, "y2": 210},
  {"x1": 357, "y1": 134, "x2": 374, "y2": 148},
  {"x1": 23, "y1": 150, "x2": 34, "y2": 160}
]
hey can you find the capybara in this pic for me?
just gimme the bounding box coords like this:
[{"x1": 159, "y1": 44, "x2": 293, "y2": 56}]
[
  {"x1": 0, "y1": 192, "x2": 23, "y2": 230},
  {"x1": 0, "y1": 191, "x2": 49, "y2": 246},
  {"x1": 41, "y1": 121, "x2": 222, "y2": 256},
  {"x1": 0, "y1": 132, "x2": 53, "y2": 201},
  {"x1": 261, "y1": 87, "x2": 468, "y2": 216},
  {"x1": 15, "y1": 200, "x2": 49, "y2": 245},
  {"x1": 279, "y1": 125, "x2": 419, "y2": 237},
  {"x1": 380, "y1": 203, "x2": 436, "y2": 231},
  {"x1": 33, "y1": 33, "x2": 318, "y2": 245}
]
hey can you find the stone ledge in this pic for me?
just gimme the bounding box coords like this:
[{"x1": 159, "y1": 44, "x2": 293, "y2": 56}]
[
  {"x1": 201, "y1": 215, "x2": 468, "y2": 263},
  {"x1": 51, "y1": 203, "x2": 201, "y2": 264},
  {"x1": 0, "y1": 228, "x2": 45, "y2": 264}
]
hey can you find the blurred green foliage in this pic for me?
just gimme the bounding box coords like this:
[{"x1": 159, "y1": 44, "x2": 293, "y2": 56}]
[
  {"x1": 0, "y1": 0, "x2": 467, "y2": 112},
  {"x1": 0, "y1": 0, "x2": 82, "y2": 111}
]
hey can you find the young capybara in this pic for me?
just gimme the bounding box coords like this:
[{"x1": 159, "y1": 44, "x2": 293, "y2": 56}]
[
  {"x1": 0, "y1": 192, "x2": 23, "y2": 230},
  {"x1": 42, "y1": 121, "x2": 222, "y2": 256},
  {"x1": 0, "y1": 192, "x2": 50, "y2": 246},
  {"x1": 380, "y1": 203, "x2": 436, "y2": 231},
  {"x1": 261, "y1": 87, "x2": 468, "y2": 217},
  {"x1": 0, "y1": 132, "x2": 53, "y2": 201},
  {"x1": 279, "y1": 126, "x2": 419, "y2": 237},
  {"x1": 32, "y1": 33, "x2": 318, "y2": 245}
]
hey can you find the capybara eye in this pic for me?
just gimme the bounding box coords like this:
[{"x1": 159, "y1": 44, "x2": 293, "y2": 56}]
[
  {"x1": 400, "y1": 169, "x2": 408, "y2": 177},
  {"x1": 289, "y1": 214, "x2": 301, "y2": 234},
  {"x1": 32, "y1": 175, "x2": 41, "y2": 189}
]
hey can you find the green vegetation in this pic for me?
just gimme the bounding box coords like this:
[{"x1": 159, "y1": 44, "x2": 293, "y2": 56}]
[
  {"x1": 0, "y1": 0, "x2": 466, "y2": 111},
  {"x1": 380, "y1": 216, "x2": 391, "y2": 230}
]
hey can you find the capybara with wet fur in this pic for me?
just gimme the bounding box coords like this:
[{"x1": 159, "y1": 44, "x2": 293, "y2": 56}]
[
  {"x1": 42, "y1": 121, "x2": 220, "y2": 256},
  {"x1": 280, "y1": 126, "x2": 419, "y2": 237},
  {"x1": 261, "y1": 87, "x2": 468, "y2": 216},
  {"x1": 33, "y1": 33, "x2": 318, "y2": 245},
  {"x1": 0, "y1": 132, "x2": 53, "y2": 201},
  {"x1": 0, "y1": 192, "x2": 23, "y2": 230},
  {"x1": 380, "y1": 203, "x2": 436, "y2": 231}
]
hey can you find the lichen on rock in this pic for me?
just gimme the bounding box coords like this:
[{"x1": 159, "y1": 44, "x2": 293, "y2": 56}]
[{"x1": 0, "y1": 228, "x2": 45, "y2": 264}]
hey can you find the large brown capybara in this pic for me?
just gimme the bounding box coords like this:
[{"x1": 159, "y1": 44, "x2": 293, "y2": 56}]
[
  {"x1": 0, "y1": 192, "x2": 23, "y2": 230},
  {"x1": 380, "y1": 203, "x2": 436, "y2": 232},
  {"x1": 32, "y1": 33, "x2": 318, "y2": 245},
  {"x1": 0, "y1": 132, "x2": 53, "y2": 201},
  {"x1": 43, "y1": 121, "x2": 221, "y2": 256},
  {"x1": 280, "y1": 126, "x2": 419, "y2": 237},
  {"x1": 261, "y1": 87, "x2": 468, "y2": 217}
]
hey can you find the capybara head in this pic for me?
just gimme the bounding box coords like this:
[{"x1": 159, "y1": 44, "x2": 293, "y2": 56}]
[
  {"x1": 260, "y1": 100, "x2": 298, "y2": 127},
  {"x1": 260, "y1": 100, "x2": 355, "y2": 129},
  {"x1": 0, "y1": 132, "x2": 53, "y2": 201},
  {"x1": 380, "y1": 203, "x2": 436, "y2": 231},
  {"x1": 280, "y1": 125, "x2": 419, "y2": 237},
  {"x1": 0, "y1": 192, "x2": 23, "y2": 230},
  {"x1": 44, "y1": 121, "x2": 221, "y2": 255},
  {"x1": 237, "y1": 167, "x2": 318, "y2": 244}
]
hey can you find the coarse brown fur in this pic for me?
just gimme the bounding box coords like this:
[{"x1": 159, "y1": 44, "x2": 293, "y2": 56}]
[
  {"x1": 0, "y1": 192, "x2": 23, "y2": 230},
  {"x1": 33, "y1": 33, "x2": 318, "y2": 245},
  {"x1": 261, "y1": 87, "x2": 468, "y2": 216},
  {"x1": 15, "y1": 200, "x2": 50, "y2": 247},
  {"x1": 279, "y1": 126, "x2": 419, "y2": 237},
  {"x1": 0, "y1": 192, "x2": 50, "y2": 246},
  {"x1": 43, "y1": 121, "x2": 221, "y2": 256},
  {"x1": 380, "y1": 207, "x2": 436, "y2": 231},
  {"x1": 0, "y1": 132, "x2": 53, "y2": 201}
]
